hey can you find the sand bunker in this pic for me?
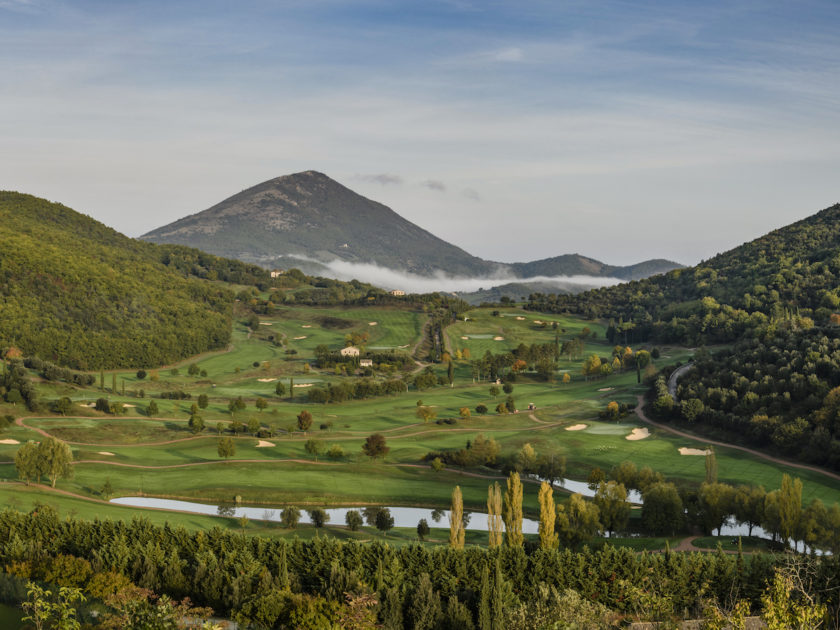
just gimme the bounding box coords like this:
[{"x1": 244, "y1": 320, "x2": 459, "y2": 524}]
[
  {"x1": 679, "y1": 447, "x2": 712, "y2": 456},
  {"x1": 0, "y1": 439, "x2": 20, "y2": 445},
  {"x1": 293, "y1": 383, "x2": 313, "y2": 388},
  {"x1": 257, "y1": 378, "x2": 277, "y2": 383},
  {"x1": 98, "y1": 451, "x2": 115, "y2": 456},
  {"x1": 597, "y1": 387, "x2": 614, "y2": 392},
  {"x1": 516, "y1": 316, "x2": 525, "y2": 320},
  {"x1": 301, "y1": 325, "x2": 312, "y2": 328},
  {"x1": 626, "y1": 428, "x2": 650, "y2": 441},
  {"x1": 461, "y1": 336, "x2": 469, "y2": 340},
  {"x1": 293, "y1": 336, "x2": 307, "y2": 340},
  {"x1": 256, "y1": 440, "x2": 275, "y2": 448},
  {"x1": 533, "y1": 320, "x2": 543, "y2": 324},
  {"x1": 493, "y1": 336, "x2": 504, "y2": 341},
  {"x1": 565, "y1": 424, "x2": 587, "y2": 431},
  {"x1": 123, "y1": 404, "x2": 136, "y2": 408},
  {"x1": 259, "y1": 322, "x2": 272, "y2": 326},
  {"x1": 369, "y1": 321, "x2": 378, "y2": 326},
  {"x1": 398, "y1": 345, "x2": 409, "y2": 349},
  {"x1": 82, "y1": 402, "x2": 96, "y2": 408}
]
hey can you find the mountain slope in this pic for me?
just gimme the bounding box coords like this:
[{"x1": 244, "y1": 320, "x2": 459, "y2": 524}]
[
  {"x1": 529, "y1": 202, "x2": 840, "y2": 331},
  {"x1": 0, "y1": 192, "x2": 233, "y2": 369},
  {"x1": 142, "y1": 171, "x2": 682, "y2": 282},
  {"x1": 509, "y1": 255, "x2": 682, "y2": 280},
  {"x1": 141, "y1": 170, "x2": 498, "y2": 277}
]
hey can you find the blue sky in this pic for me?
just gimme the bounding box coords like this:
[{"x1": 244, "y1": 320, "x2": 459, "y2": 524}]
[{"x1": 2, "y1": 0, "x2": 839, "y2": 265}]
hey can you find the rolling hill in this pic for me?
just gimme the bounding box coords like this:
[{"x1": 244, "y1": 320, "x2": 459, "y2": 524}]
[
  {"x1": 0, "y1": 192, "x2": 234, "y2": 369},
  {"x1": 141, "y1": 171, "x2": 683, "y2": 282}
]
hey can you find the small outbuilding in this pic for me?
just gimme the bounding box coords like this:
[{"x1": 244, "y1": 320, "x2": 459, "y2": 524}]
[
  {"x1": 390, "y1": 289, "x2": 406, "y2": 296},
  {"x1": 360, "y1": 359, "x2": 373, "y2": 367},
  {"x1": 340, "y1": 346, "x2": 360, "y2": 357}
]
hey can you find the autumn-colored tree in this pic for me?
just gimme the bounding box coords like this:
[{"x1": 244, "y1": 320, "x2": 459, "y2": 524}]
[
  {"x1": 503, "y1": 471, "x2": 523, "y2": 547},
  {"x1": 362, "y1": 433, "x2": 389, "y2": 460},
  {"x1": 538, "y1": 481, "x2": 558, "y2": 549},
  {"x1": 297, "y1": 410, "x2": 313, "y2": 433},
  {"x1": 449, "y1": 486, "x2": 465, "y2": 549},
  {"x1": 487, "y1": 482, "x2": 503, "y2": 548}
]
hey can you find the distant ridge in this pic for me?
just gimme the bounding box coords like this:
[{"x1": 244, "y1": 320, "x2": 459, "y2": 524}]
[{"x1": 142, "y1": 171, "x2": 683, "y2": 282}]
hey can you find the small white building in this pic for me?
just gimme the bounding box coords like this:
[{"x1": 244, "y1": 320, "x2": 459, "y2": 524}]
[
  {"x1": 390, "y1": 289, "x2": 406, "y2": 296},
  {"x1": 340, "y1": 346, "x2": 360, "y2": 357},
  {"x1": 360, "y1": 359, "x2": 373, "y2": 368},
  {"x1": 270, "y1": 269, "x2": 285, "y2": 278}
]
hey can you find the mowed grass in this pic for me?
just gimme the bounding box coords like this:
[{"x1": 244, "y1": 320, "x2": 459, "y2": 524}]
[{"x1": 4, "y1": 305, "x2": 840, "y2": 543}]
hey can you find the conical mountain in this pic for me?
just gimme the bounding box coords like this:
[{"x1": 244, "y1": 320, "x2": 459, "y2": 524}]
[{"x1": 141, "y1": 170, "x2": 498, "y2": 276}]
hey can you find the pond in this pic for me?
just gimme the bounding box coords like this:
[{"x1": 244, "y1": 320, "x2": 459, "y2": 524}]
[{"x1": 111, "y1": 497, "x2": 541, "y2": 533}]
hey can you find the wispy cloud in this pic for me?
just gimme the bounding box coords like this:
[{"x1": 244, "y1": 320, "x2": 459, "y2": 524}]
[
  {"x1": 420, "y1": 179, "x2": 446, "y2": 191},
  {"x1": 356, "y1": 173, "x2": 403, "y2": 186},
  {"x1": 493, "y1": 47, "x2": 524, "y2": 62},
  {"x1": 461, "y1": 188, "x2": 481, "y2": 202}
]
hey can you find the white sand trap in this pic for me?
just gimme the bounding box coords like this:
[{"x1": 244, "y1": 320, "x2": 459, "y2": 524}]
[
  {"x1": 626, "y1": 428, "x2": 650, "y2": 441},
  {"x1": 369, "y1": 321, "x2": 378, "y2": 326},
  {"x1": 302, "y1": 325, "x2": 312, "y2": 328},
  {"x1": 493, "y1": 336, "x2": 504, "y2": 341},
  {"x1": 565, "y1": 424, "x2": 587, "y2": 431},
  {"x1": 399, "y1": 345, "x2": 409, "y2": 349},
  {"x1": 83, "y1": 402, "x2": 96, "y2": 408},
  {"x1": 533, "y1": 320, "x2": 543, "y2": 324},
  {"x1": 461, "y1": 336, "x2": 469, "y2": 340},
  {"x1": 256, "y1": 440, "x2": 275, "y2": 448},
  {"x1": 0, "y1": 439, "x2": 20, "y2": 445},
  {"x1": 123, "y1": 404, "x2": 136, "y2": 408},
  {"x1": 98, "y1": 451, "x2": 115, "y2": 456},
  {"x1": 293, "y1": 336, "x2": 307, "y2": 340},
  {"x1": 293, "y1": 383, "x2": 313, "y2": 388},
  {"x1": 259, "y1": 322, "x2": 272, "y2": 326},
  {"x1": 679, "y1": 447, "x2": 712, "y2": 456},
  {"x1": 598, "y1": 387, "x2": 614, "y2": 392},
  {"x1": 516, "y1": 316, "x2": 525, "y2": 320},
  {"x1": 257, "y1": 378, "x2": 277, "y2": 383}
]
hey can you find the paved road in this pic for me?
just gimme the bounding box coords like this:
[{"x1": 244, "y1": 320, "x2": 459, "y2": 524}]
[{"x1": 668, "y1": 362, "x2": 694, "y2": 397}]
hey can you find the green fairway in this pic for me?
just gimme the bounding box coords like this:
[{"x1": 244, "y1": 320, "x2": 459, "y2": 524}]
[{"x1": 3, "y1": 305, "x2": 840, "y2": 549}]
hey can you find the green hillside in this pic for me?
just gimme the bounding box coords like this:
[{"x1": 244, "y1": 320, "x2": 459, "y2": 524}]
[
  {"x1": 528, "y1": 202, "x2": 840, "y2": 471},
  {"x1": 0, "y1": 192, "x2": 233, "y2": 370}
]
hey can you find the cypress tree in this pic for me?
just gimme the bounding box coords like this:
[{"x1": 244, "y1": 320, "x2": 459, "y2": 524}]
[
  {"x1": 478, "y1": 565, "x2": 491, "y2": 630},
  {"x1": 487, "y1": 482, "x2": 503, "y2": 549},
  {"x1": 503, "y1": 472, "x2": 523, "y2": 547},
  {"x1": 449, "y1": 485, "x2": 465, "y2": 549},
  {"x1": 100, "y1": 369, "x2": 104, "y2": 390},
  {"x1": 111, "y1": 372, "x2": 117, "y2": 394},
  {"x1": 382, "y1": 586, "x2": 404, "y2": 630},
  {"x1": 409, "y1": 573, "x2": 442, "y2": 630},
  {"x1": 538, "y1": 481, "x2": 558, "y2": 549}
]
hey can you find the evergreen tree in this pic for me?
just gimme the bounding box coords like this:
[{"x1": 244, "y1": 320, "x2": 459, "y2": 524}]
[
  {"x1": 409, "y1": 573, "x2": 442, "y2": 630},
  {"x1": 478, "y1": 565, "x2": 492, "y2": 630},
  {"x1": 503, "y1": 471, "x2": 523, "y2": 547}
]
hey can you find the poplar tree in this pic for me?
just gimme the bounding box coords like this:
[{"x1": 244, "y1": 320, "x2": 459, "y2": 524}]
[
  {"x1": 538, "y1": 481, "x2": 558, "y2": 549},
  {"x1": 705, "y1": 446, "x2": 718, "y2": 484},
  {"x1": 478, "y1": 566, "x2": 491, "y2": 630},
  {"x1": 778, "y1": 474, "x2": 802, "y2": 546},
  {"x1": 503, "y1": 471, "x2": 523, "y2": 547},
  {"x1": 487, "y1": 482, "x2": 503, "y2": 548},
  {"x1": 449, "y1": 486, "x2": 465, "y2": 549}
]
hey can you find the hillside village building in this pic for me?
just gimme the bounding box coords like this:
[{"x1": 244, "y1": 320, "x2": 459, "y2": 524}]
[
  {"x1": 360, "y1": 359, "x2": 373, "y2": 367},
  {"x1": 270, "y1": 269, "x2": 284, "y2": 278},
  {"x1": 389, "y1": 289, "x2": 405, "y2": 296},
  {"x1": 340, "y1": 346, "x2": 360, "y2": 357}
]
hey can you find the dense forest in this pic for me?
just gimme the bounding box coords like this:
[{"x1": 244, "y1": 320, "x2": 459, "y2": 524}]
[
  {"x1": 2, "y1": 507, "x2": 837, "y2": 629},
  {"x1": 0, "y1": 193, "x2": 233, "y2": 370},
  {"x1": 528, "y1": 202, "x2": 840, "y2": 470}
]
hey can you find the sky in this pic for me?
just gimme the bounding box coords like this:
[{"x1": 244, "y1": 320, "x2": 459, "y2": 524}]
[{"x1": 2, "y1": 0, "x2": 839, "y2": 267}]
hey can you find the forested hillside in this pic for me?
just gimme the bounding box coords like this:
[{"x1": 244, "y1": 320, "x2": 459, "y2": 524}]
[
  {"x1": 527, "y1": 203, "x2": 840, "y2": 341},
  {"x1": 0, "y1": 192, "x2": 234, "y2": 370},
  {"x1": 529, "y1": 202, "x2": 840, "y2": 469}
]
